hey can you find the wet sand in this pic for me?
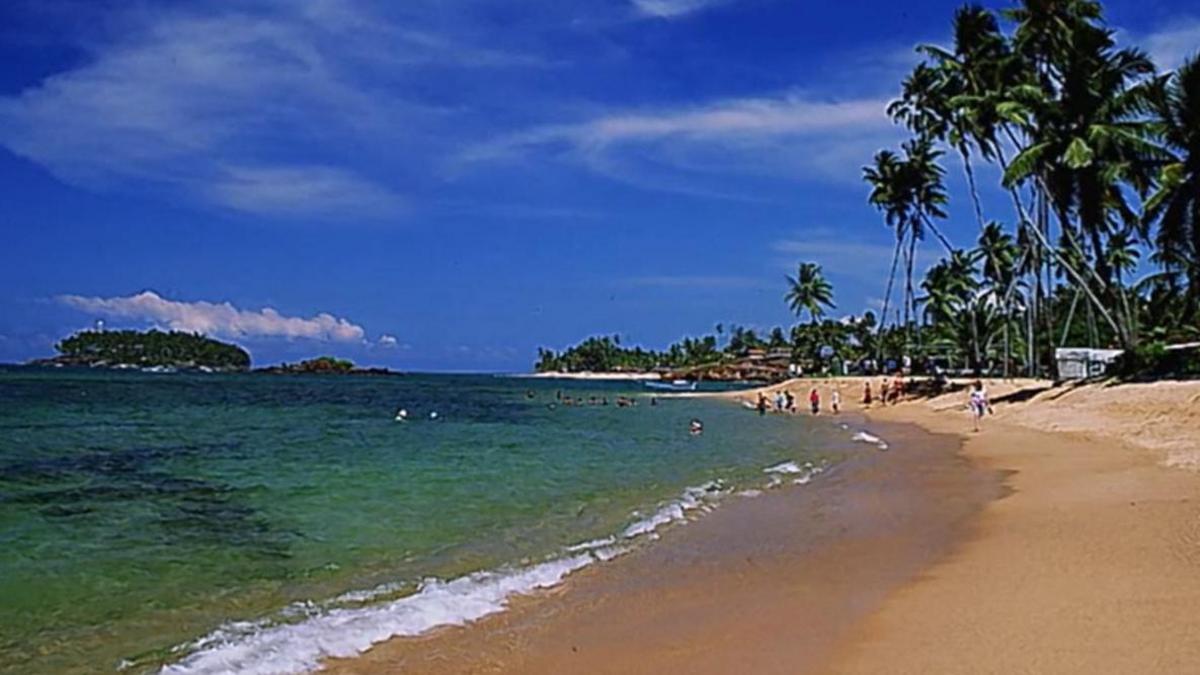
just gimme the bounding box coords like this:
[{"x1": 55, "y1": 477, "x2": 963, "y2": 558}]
[{"x1": 327, "y1": 415, "x2": 1001, "y2": 674}]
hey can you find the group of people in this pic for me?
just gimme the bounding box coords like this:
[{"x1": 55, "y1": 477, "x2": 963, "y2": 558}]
[
  {"x1": 861, "y1": 375, "x2": 908, "y2": 408},
  {"x1": 755, "y1": 387, "x2": 841, "y2": 416},
  {"x1": 548, "y1": 392, "x2": 648, "y2": 408}
]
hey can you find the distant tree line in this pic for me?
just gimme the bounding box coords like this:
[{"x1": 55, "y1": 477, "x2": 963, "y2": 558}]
[{"x1": 54, "y1": 329, "x2": 251, "y2": 370}]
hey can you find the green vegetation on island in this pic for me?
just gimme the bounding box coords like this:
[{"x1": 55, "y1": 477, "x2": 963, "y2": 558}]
[
  {"x1": 255, "y1": 356, "x2": 398, "y2": 376},
  {"x1": 539, "y1": 1, "x2": 1200, "y2": 381},
  {"x1": 38, "y1": 329, "x2": 251, "y2": 371}
]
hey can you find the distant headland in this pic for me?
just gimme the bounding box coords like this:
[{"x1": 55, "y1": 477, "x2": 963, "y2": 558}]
[
  {"x1": 30, "y1": 329, "x2": 250, "y2": 372},
  {"x1": 27, "y1": 329, "x2": 398, "y2": 375}
]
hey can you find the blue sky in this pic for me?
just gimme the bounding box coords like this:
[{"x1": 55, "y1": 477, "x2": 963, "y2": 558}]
[{"x1": 1, "y1": 0, "x2": 1197, "y2": 371}]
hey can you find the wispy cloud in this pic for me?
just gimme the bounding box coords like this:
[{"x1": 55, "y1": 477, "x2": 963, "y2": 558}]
[
  {"x1": 1139, "y1": 17, "x2": 1200, "y2": 71},
  {"x1": 209, "y1": 165, "x2": 404, "y2": 218},
  {"x1": 57, "y1": 291, "x2": 367, "y2": 342},
  {"x1": 631, "y1": 0, "x2": 732, "y2": 19},
  {"x1": 457, "y1": 93, "x2": 898, "y2": 192},
  {"x1": 0, "y1": 2, "x2": 537, "y2": 218},
  {"x1": 773, "y1": 235, "x2": 897, "y2": 285}
]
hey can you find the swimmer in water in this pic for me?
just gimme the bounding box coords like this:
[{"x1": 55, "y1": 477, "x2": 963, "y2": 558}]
[
  {"x1": 394, "y1": 408, "x2": 408, "y2": 422},
  {"x1": 689, "y1": 418, "x2": 704, "y2": 435}
]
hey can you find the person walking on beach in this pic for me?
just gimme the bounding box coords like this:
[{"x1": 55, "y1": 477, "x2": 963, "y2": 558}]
[
  {"x1": 756, "y1": 392, "x2": 768, "y2": 416},
  {"x1": 880, "y1": 379, "x2": 890, "y2": 406},
  {"x1": 863, "y1": 381, "x2": 873, "y2": 407},
  {"x1": 809, "y1": 388, "x2": 820, "y2": 415},
  {"x1": 784, "y1": 390, "x2": 795, "y2": 413},
  {"x1": 969, "y1": 380, "x2": 990, "y2": 432},
  {"x1": 831, "y1": 389, "x2": 841, "y2": 414},
  {"x1": 774, "y1": 390, "x2": 786, "y2": 412}
]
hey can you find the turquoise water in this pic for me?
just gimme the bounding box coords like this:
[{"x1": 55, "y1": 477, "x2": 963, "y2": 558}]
[{"x1": 0, "y1": 369, "x2": 849, "y2": 674}]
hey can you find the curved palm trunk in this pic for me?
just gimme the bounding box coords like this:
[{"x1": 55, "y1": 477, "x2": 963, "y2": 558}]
[
  {"x1": 959, "y1": 147, "x2": 986, "y2": 229},
  {"x1": 877, "y1": 236, "x2": 905, "y2": 360},
  {"x1": 921, "y1": 214, "x2": 956, "y2": 254},
  {"x1": 994, "y1": 152, "x2": 1127, "y2": 347},
  {"x1": 903, "y1": 235, "x2": 916, "y2": 354}
]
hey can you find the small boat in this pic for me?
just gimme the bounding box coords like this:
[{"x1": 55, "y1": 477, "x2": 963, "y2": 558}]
[{"x1": 643, "y1": 379, "x2": 698, "y2": 392}]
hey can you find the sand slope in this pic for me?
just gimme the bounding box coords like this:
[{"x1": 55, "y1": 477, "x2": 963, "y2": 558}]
[{"x1": 829, "y1": 379, "x2": 1200, "y2": 673}]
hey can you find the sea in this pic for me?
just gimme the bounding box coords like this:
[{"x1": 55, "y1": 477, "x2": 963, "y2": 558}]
[{"x1": 0, "y1": 368, "x2": 867, "y2": 674}]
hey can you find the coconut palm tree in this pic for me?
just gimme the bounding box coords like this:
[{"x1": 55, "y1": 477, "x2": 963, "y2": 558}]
[
  {"x1": 785, "y1": 262, "x2": 836, "y2": 325},
  {"x1": 999, "y1": 0, "x2": 1163, "y2": 347},
  {"x1": 864, "y1": 139, "x2": 953, "y2": 351},
  {"x1": 976, "y1": 222, "x2": 1022, "y2": 373},
  {"x1": 1147, "y1": 54, "x2": 1200, "y2": 322}
]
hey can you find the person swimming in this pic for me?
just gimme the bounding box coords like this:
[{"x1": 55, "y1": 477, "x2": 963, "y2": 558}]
[
  {"x1": 394, "y1": 408, "x2": 409, "y2": 422},
  {"x1": 689, "y1": 418, "x2": 704, "y2": 435}
]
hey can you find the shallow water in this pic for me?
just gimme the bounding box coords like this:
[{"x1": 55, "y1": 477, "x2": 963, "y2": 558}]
[{"x1": 0, "y1": 369, "x2": 851, "y2": 673}]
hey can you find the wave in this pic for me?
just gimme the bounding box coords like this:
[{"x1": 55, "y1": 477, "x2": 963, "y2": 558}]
[
  {"x1": 852, "y1": 430, "x2": 889, "y2": 450},
  {"x1": 159, "y1": 481, "x2": 726, "y2": 674},
  {"x1": 763, "y1": 460, "x2": 804, "y2": 474},
  {"x1": 161, "y1": 554, "x2": 596, "y2": 675},
  {"x1": 157, "y1": 467, "x2": 827, "y2": 673},
  {"x1": 622, "y1": 480, "x2": 724, "y2": 539}
]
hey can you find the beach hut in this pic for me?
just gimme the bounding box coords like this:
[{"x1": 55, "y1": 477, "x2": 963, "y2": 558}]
[{"x1": 1055, "y1": 348, "x2": 1123, "y2": 380}]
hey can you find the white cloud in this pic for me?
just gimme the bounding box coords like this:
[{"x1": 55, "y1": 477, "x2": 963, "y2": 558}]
[
  {"x1": 631, "y1": 0, "x2": 731, "y2": 18},
  {"x1": 457, "y1": 93, "x2": 898, "y2": 190},
  {"x1": 57, "y1": 291, "x2": 366, "y2": 343},
  {"x1": 378, "y1": 334, "x2": 399, "y2": 347},
  {"x1": 209, "y1": 165, "x2": 403, "y2": 218},
  {"x1": 1140, "y1": 18, "x2": 1200, "y2": 71}
]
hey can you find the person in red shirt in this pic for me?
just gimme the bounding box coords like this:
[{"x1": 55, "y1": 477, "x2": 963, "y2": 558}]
[{"x1": 809, "y1": 388, "x2": 820, "y2": 415}]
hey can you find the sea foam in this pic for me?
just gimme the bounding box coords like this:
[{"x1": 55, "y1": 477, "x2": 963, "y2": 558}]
[
  {"x1": 160, "y1": 554, "x2": 595, "y2": 675},
  {"x1": 852, "y1": 430, "x2": 889, "y2": 450},
  {"x1": 622, "y1": 480, "x2": 724, "y2": 539},
  {"x1": 159, "y1": 479, "x2": 731, "y2": 673}
]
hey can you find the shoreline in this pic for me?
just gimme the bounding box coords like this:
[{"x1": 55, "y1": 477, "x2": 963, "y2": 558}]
[
  {"x1": 324, "y1": 403, "x2": 1000, "y2": 673},
  {"x1": 321, "y1": 376, "x2": 1200, "y2": 673}
]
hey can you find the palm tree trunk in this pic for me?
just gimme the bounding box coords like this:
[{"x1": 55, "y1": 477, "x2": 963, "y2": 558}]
[
  {"x1": 920, "y1": 214, "x2": 955, "y2": 254},
  {"x1": 904, "y1": 235, "x2": 916, "y2": 355},
  {"x1": 1060, "y1": 288, "x2": 1081, "y2": 347},
  {"x1": 995, "y1": 158, "x2": 1125, "y2": 346},
  {"x1": 959, "y1": 147, "x2": 986, "y2": 229},
  {"x1": 878, "y1": 236, "x2": 904, "y2": 359}
]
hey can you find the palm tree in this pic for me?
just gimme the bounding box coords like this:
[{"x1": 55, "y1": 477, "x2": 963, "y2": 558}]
[
  {"x1": 1146, "y1": 55, "x2": 1200, "y2": 322},
  {"x1": 999, "y1": 0, "x2": 1163, "y2": 348},
  {"x1": 785, "y1": 262, "x2": 836, "y2": 325},
  {"x1": 976, "y1": 222, "x2": 1021, "y2": 373},
  {"x1": 864, "y1": 139, "x2": 953, "y2": 353}
]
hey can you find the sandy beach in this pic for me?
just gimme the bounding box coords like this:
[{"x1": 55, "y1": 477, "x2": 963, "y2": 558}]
[{"x1": 325, "y1": 376, "x2": 1200, "y2": 673}]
